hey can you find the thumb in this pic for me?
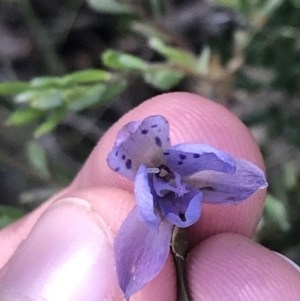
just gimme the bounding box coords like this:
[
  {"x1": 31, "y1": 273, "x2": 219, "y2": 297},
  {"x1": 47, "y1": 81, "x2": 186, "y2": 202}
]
[
  {"x1": 0, "y1": 187, "x2": 176, "y2": 301},
  {"x1": 0, "y1": 196, "x2": 121, "y2": 301}
]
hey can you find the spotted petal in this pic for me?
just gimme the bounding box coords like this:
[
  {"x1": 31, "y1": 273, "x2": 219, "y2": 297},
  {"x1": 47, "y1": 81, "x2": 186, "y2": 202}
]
[
  {"x1": 164, "y1": 143, "x2": 236, "y2": 177},
  {"x1": 158, "y1": 187, "x2": 202, "y2": 227},
  {"x1": 186, "y1": 158, "x2": 268, "y2": 205},
  {"x1": 115, "y1": 120, "x2": 142, "y2": 146},
  {"x1": 135, "y1": 164, "x2": 160, "y2": 231},
  {"x1": 107, "y1": 115, "x2": 171, "y2": 180},
  {"x1": 114, "y1": 206, "x2": 173, "y2": 299}
]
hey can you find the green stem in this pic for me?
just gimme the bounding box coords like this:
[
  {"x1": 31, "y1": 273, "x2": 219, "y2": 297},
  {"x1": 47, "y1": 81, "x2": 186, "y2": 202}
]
[
  {"x1": 171, "y1": 227, "x2": 192, "y2": 301},
  {"x1": 54, "y1": 0, "x2": 84, "y2": 46},
  {"x1": 18, "y1": 0, "x2": 65, "y2": 75}
]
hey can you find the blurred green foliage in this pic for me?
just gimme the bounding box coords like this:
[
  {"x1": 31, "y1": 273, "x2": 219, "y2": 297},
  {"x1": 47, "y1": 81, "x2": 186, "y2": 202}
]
[{"x1": 0, "y1": 206, "x2": 26, "y2": 229}]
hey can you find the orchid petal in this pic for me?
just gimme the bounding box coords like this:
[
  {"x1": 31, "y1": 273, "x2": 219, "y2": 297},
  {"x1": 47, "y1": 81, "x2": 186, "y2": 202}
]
[
  {"x1": 115, "y1": 120, "x2": 142, "y2": 146},
  {"x1": 164, "y1": 143, "x2": 236, "y2": 177},
  {"x1": 135, "y1": 164, "x2": 160, "y2": 231},
  {"x1": 158, "y1": 187, "x2": 202, "y2": 227},
  {"x1": 114, "y1": 206, "x2": 173, "y2": 299},
  {"x1": 186, "y1": 158, "x2": 268, "y2": 205},
  {"x1": 107, "y1": 115, "x2": 171, "y2": 180}
]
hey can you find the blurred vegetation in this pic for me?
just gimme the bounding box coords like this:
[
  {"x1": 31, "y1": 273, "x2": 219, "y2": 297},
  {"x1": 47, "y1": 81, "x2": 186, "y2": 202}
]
[{"x1": 0, "y1": 0, "x2": 300, "y2": 264}]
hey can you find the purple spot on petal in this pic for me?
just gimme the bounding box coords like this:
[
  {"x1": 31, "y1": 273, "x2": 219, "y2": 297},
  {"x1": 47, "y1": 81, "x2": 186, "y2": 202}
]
[
  {"x1": 193, "y1": 153, "x2": 201, "y2": 158},
  {"x1": 167, "y1": 137, "x2": 170, "y2": 142},
  {"x1": 115, "y1": 151, "x2": 118, "y2": 156},
  {"x1": 155, "y1": 137, "x2": 162, "y2": 147},
  {"x1": 178, "y1": 161, "x2": 183, "y2": 165},
  {"x1": 115, "y1": 167, "x2": 120, "y2": 171},
  {"x1": 122, "y1": 155, "x2": 126, "y2": 160},
  {"x1": 201, "y1": 186, "x2": 214, "y2": 191},
  {"x1": 163, "y1": 152, "x2": 170, "y2": 155},
  {"x1": 141, "y1": 129, "x2": 148, "y2": 134},
  {"x1": 179, "y1": 154, "x2": 186, "y2": 160},
  {"x1": 126, "y1": 159, "x2": 132, "y2": 169},
  {"x1": 151, "y1": 124, "x2": 158, "y2": 128}
]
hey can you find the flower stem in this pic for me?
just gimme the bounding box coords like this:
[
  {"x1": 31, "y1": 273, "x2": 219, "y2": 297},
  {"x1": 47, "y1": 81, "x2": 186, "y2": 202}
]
[{"x1": 171, "y1": 227, "x2": 192, "y2": 301}]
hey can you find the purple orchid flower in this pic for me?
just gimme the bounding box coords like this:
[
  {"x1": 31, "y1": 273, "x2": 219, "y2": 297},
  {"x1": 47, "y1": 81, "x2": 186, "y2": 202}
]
[{"x1": 107, "y1": 115, "x2": 268, "y2": 299}]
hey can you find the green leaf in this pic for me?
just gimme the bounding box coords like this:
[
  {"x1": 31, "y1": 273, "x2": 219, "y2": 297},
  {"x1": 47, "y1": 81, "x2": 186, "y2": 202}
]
[
  {"x1": 30, "y1": 89, "x2": 63, "y2": 110},
  {"x1": 62, "y1": 69, "x2": 111, "y2": 85},
  {"x1": 30, "y1": 77, "x2": 63, "y2": 89},
  {"x1": 214, "y1": 0, "x2": 239, "y2": 8},
  {"x1": 0, "y1": 205, "x2": 25, "y2": 229},
  {"x1": 257, "y1": 0, "x2": 283, "y2": 18},
  {"x1": 144, "y1": 68, "x2": 183, "y2": 90},
  {"x1": 15, "y1": 91, "x2": 39, "y2": 103},
  {"x1": 283, "y1": 162, "x2": 297, "y2": 190},
  {"x1": 88, "y1": 0, "x2": 134, "y2": 14},
  {"x1": 68, "y1": 84, "x2": 106, "y2": 111},
  {"x1": 24, "y1": 89, "x2": 63, "y2": 109},
  {"x1": 7, "y1": 107, "x2": 44, "y2": 125},
  {"x1": 149, "y1": 38, "x2": 196, "y2": 68},
  {"x1": 234, "y1": 30, "x2": 250, "y2": 50},
  {"x1": 31, "y1": 70, "x2": 111, "y2": 89},
  {"x1": 100, "y1": 79, "x2": 128, "y2": 102},
  {"x1": 34, "y1": 107, "x2": 66, "y2": 138},
  {"x1": 102, "y1": 50, "x2": 148, "y2": 71},
  {"x1": 235, "y1": 0, "x2": 254, "y2": 16},
  {"x1": 0, "y1": 81, "x2": 30, "y2": 95},
  {"x1": 196, "y1": 46, "x2": 211, "y2": 75},
  {"x1": 264, "y1": 194, "x2": 290, "y2": 231},
  {"x1": 131, "y1": 21, "x2": 170, "y2": 42},
  {"x1": 289, "y1": 0, "x2": 300, "y2": 8},
  {"x1": 26, "y1": 141, "x2": 50, "y2": 179}
]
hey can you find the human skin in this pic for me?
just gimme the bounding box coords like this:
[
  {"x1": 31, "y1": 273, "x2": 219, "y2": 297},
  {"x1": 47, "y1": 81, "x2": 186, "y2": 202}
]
[{"x1": 0, "y1": 92, "x2": 300, "y2": 301}]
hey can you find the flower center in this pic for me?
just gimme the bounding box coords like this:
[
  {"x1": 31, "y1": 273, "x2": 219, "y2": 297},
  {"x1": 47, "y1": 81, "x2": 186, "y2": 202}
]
[
  {"x1": 148, "y1": 165, "x2": 188, "y2": 198},
  {"x1": 157, "y1": 164, "x2": 175, "y2": 182}
]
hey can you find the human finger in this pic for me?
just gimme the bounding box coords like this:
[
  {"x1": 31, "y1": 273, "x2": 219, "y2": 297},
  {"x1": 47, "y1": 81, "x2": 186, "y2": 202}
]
[
  {"x1": 187, "y1": 233, "x2": 300, "y2": 301},
  {"x1": 0, "y1": 187, "x2": 176, "y2": 301}
]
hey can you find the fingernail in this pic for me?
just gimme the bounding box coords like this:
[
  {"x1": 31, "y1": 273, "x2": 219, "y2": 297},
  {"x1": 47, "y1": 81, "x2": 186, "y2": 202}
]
[
  {"x1": 274, "y1": 252, "x2": 300, "y2": 273},
  {"x1": 0, "y1": 198, "x2": 122, "y2": 301}
]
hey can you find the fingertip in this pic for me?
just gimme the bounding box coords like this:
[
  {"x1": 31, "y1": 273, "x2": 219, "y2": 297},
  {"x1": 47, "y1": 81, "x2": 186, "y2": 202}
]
[
  {"x1": 0, "y1": 187, "x2": 176, "y2": 301},
  {"x1": 0, "y1": 196, "x2": 122, "y2": 301},
  {"x1": 187, "y1": 233, "x2": 300, "y2": 301}
]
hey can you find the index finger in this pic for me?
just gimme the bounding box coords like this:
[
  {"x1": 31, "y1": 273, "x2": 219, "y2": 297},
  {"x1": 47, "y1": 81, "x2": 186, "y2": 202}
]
[{"x1": 71, "y1": 91, "x2": 267, "y2": 245}]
